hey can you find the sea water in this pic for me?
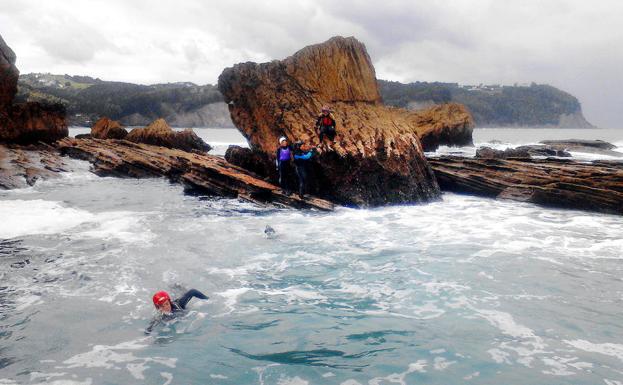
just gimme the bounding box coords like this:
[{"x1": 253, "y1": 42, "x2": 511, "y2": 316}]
[{"x1": 0, "y1": 128, "x2": 622, "y2": 385}]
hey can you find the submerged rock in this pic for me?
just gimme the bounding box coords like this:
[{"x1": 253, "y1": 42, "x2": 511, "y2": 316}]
[
  {"x1": 0, "y1": 33, "x2": 68, "y2": 144},
  {"x1": 91, "y1": 117, "x2": 128, "y2": 139},
  {"x1": 218, "y1": 36, "x2": 474, "y2": 206},
  {"x1": 476, "y1": 145, "x2": 571, "y2": 159},
  {"x1": 539, "y1": 139, "x2": 622, "y2": 157},
  {"x1": 126, "y1": 118, "x2": 211, "y2": 153}
]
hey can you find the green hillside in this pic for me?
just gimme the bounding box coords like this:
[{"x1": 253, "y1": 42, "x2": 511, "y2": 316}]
[{"x1": 378, "y1": 80, "x2": 593, "y2": 128}]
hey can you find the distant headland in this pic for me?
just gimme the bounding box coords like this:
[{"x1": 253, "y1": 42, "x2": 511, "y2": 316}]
[{"x1": 17, "y1": 73, "x2": 593, "y2": 128}]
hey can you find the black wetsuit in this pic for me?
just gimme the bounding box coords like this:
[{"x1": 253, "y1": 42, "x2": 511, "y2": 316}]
[
  {"x1": 145, "y1": 289, "x2": 208, "y2": 333},
  {"x1": 294, "y1": 150, "x2": 313, "y2": 198}
]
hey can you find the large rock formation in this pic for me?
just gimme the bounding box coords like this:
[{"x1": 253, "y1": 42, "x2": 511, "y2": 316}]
[
  {"x1": 91, "y1": 117, "x2": 128, "y2": 139},
  {"x1": 219, "y1": 36, "x2": 472, "y2": 206},
  {"x1": 126, "y1": 118, "x2": 211, "y2": 152},
  {"x1": 0, "y1": 34, "x2": 67, "y2": 144}
]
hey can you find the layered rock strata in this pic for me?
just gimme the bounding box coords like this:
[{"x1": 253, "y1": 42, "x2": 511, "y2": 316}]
[
  {"x1": 57, "y1": 138, "x2": 333, "y2": 211},
  {"x1": 429, "y1": 156, "x2": 623, "y2": 215},
  {"x1": 0, "y1": 143, "x2": 69, "y2": 189}
]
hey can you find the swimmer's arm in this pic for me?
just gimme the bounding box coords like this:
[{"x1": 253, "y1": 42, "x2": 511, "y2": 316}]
[
  {"x1": 176, "y1": 289, "x2": 209, "y2": 309},
  {"x1": 145, "y1": 318, "x2": 159, "y2": 334}
]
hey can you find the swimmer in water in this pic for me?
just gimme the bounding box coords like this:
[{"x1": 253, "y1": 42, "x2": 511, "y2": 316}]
[{"x1": 145, "y1": 289, "x2": 208, "y2": 333}]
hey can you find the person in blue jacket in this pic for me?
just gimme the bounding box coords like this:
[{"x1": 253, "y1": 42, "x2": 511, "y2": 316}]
[{"x1": 293, "y1": 141, "x2": 314, "y2": 199}]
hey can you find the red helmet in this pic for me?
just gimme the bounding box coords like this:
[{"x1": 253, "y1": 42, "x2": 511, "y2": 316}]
[{"x1": 152, "y1": 291, "x2": 171, "y2": 307}]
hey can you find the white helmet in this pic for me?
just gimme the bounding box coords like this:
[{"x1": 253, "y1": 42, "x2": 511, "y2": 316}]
[{"x1": 279, "y1": 136, "x2": 287, "y2": 143}]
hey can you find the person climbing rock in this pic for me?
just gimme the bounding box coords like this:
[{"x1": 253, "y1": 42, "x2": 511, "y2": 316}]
[
  {"x1": 275, "y1": 136, "x2": 294, "y2": 194},
  {"x1": 315, "y1": 105, "x2": 337, "y2": 142},
  {"x1": 145, "y1": 289, "x2": 208, "y2": 333},
  {"x1": 293, "y1": 141, "x2": 314, "y2": 199}
]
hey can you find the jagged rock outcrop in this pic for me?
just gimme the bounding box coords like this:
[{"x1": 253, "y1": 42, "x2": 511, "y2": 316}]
[
  {"x1": 408, "y1": 103, "x2": 474, "y2": 151},
  {"x1": 0, "y1": 34, "x2": 67, "y2": 144},
  {"x1": 0, "y1": 143, "x2": 69, "y2": 189},
  {"x1": 429, "y1": 156, "x2": 623, "y2": 215},
  {"x1": 91, "y1": 117, "x2": 128, "y2": 139},
  {"x1": 218, "y1": 36, "x2": 474, "y2": 206},
  {"x1": 57, "y1": 138, "x2": 333, "y2": 211},
  {"x1": 126, "y1": 118, "x2": 211, "y2": 152}
]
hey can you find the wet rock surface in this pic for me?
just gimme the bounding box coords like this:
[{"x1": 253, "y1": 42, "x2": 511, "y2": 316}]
[
  {"x1": 429, "y1": 156, "x2": 623, "y2": 215},
  {"x1": 476, "y1": 145, "x2": 572, "y2": 159},
  {"x1": 0, "y1": 143, "x2": 70, "y2": 189},
  {"x1": 539, "y1": 139, "x2": 622, "y2": 157},
  {"x1": 57, "y1": 138, "x2": 333, "y2": 211},
  {"x1": 218, "y1": 36, "x2": 475, "y2": 206}
]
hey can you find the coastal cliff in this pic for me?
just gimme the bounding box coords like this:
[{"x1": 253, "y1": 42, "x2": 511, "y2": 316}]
[
  {"x1": 218, "y1": 36, "x2": 472, "y2": 206},
  {"x1": 379, "y1": 80, "x2": 594, "y2": 128}
]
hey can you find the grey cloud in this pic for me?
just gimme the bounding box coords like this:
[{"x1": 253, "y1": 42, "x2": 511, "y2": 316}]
[{"x1": 1, "y1": 0, "x2": 621, "y2": 127}]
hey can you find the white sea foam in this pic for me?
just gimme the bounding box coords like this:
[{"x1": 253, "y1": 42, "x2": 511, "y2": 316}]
[
  {"x1": 565, "y1": 339, "x2": 623, "y2": 362},
  {"x1": 0, "y1": 199, "x2": 153, "y2": 243},
  {"x1": 368, "y1": 360, "x2": 427, "y2": 385},
  {"x1": 277, "y1": 376, "x2": 309, "y2": 385},
  {"x1": 0, "y1": 200, "x2": 93, "y2": 239},
  {"x1": 60, "y1": 337, "x2": 177, "y2": 381}
]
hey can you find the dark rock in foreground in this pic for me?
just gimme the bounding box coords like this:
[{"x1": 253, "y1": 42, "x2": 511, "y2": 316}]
[
  {"x1": 57, "y1": 138, "x2": 333, "y2": 211},
  {"x1": 126, "y1": 118, "x2": 211, "y2": 153},
  {"x1": 429, "y1": 156, "x2": 623, "y2": 215},
  {"x1": 0, "y1": 102, "x2": 68, "y2": 144},
  {"x1": 225, "y1": 145, "x2": 275, "y2": 180}
]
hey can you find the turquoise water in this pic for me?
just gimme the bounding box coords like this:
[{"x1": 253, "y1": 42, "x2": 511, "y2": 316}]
[{"x1": 0, "y1": 129, "x2": 622, "y2": 384}]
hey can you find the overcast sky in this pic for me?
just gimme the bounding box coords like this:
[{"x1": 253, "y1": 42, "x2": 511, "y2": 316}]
[{"x1": 1, "y1": 0, "x2": 621, "y2": 127}]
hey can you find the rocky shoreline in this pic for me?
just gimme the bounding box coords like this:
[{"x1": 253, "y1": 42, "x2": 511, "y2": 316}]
[{"x1": 1, "y1": 33, "x2": 622, "y2": 215}]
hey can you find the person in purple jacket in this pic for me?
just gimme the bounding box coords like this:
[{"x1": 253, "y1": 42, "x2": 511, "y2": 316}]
[{"x1": 275, "y1": 136, "x2": 293, "y2": 194}]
